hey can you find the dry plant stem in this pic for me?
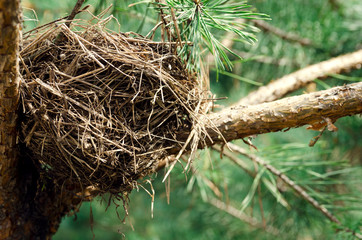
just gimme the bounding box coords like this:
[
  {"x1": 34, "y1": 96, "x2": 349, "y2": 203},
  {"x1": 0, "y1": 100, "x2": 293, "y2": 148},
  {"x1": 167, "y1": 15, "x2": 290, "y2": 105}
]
[
  {"x1": 227, "y1": 143, "x2": 362, "y2": 239},
  {"x1": 200, "y1": 82, "x2": 362, "y2": 144},
  {"x1": 237, "y1": 49, "x2": 362, "y2": 105},
  {"x1": 251, "y1": 20, "x2": 313, "y2": 46},
  {"x1": 207, "y1": 197, "x2": 279, "y2": 235},
  {"x1": 155, "y1": 0, "x2": 172, "y2": 42},
  {"x1": 212, "y1": 145, "x2": 254, "y2": 176}
]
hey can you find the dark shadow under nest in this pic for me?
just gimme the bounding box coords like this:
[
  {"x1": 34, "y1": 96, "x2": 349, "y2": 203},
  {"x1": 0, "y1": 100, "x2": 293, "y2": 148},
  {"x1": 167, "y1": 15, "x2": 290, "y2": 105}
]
[{"x1": 19, "y1": 19, "x2": 206, "y2": 195}]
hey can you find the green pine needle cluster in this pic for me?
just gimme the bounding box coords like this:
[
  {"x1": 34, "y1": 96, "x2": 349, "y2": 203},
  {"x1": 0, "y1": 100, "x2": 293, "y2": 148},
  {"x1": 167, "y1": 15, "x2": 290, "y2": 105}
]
[{"x1": 156, "y1": 0, "x2": 269, "y2": 71}]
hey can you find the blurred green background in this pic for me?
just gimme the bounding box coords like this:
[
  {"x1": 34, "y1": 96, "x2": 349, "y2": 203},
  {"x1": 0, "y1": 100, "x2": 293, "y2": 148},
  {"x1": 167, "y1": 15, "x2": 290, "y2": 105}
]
[{"x1": 22, "y1": 0, "x2": 362, "y2": 239}]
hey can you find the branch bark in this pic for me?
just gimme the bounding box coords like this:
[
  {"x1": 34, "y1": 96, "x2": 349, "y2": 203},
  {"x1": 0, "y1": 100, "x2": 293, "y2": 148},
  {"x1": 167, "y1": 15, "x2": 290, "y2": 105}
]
[
  {"x1": 196, "y1": 82, "x2": 362, "y2": 145},
  {"x1": 237, "y1": 49, "x2": 362, "y2": 105}
]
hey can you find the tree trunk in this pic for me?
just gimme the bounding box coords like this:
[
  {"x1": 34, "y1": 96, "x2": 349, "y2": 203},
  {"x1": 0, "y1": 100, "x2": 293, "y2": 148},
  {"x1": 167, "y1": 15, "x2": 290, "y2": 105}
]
[
  {"x1": 0, "y1": 0, "x2": 23, "y2": 238},
  {"x1": 0, "y1": 1, "x2": 80, "y2": 239}
]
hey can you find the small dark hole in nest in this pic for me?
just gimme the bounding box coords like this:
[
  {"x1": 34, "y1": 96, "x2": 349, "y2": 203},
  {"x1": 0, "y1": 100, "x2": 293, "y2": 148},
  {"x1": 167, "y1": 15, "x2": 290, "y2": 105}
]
[{"x1": 19, "y1": 22, "x2": 204, "y2": 195}]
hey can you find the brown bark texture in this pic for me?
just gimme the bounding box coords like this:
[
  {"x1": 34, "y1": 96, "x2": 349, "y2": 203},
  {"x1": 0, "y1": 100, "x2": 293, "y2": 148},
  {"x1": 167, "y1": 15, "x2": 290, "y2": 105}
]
[
  {"x1": 0, "y1": 0, "x2": 22, "y2": 238},
  {"x1": 1, "y1": 1, "x2": 80, "y2": 239},
  {"x1": 237, "y1": 49, "x2": 362, "y2": 105},
  {"x1": 201, "y1": 82, "x2": 362, "y2": 145}
]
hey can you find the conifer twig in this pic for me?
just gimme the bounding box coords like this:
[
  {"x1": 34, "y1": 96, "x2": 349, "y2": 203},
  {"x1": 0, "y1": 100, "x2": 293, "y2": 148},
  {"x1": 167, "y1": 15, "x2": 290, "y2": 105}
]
[
  {"x1": 227, "y1": 143, "x2": 362, "y2": 239},
  {"x1": 252, "y1": 20, "x2": 314, "y2": 46},
  {"x1": 228, "y1": 143, "x2": 341, "y2": 224},
  {"x1": 207, "y1": 197, "x2": 279, "y2": 235}
]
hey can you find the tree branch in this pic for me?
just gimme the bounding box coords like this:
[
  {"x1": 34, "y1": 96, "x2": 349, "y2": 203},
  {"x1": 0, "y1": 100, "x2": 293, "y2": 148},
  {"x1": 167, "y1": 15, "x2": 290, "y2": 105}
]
[
  {"x1": 196, "y1": 82, "x2": 362, "y2": 145},
  {"x1": 237, "y1": 49, "x2": 362, "y2": 105}
]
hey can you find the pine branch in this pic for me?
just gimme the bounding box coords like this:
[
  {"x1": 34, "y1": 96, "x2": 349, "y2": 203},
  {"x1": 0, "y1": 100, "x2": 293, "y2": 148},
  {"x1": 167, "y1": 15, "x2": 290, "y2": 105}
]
[
  {"x1": 177, "y1": 82, "x2": 362, "y2": 145},
  {"x1": 212, "y1": 145, "x2": 254, "y2": 177},
  {"x1": 228, "y1": 144, "x2": 340, "y2": 223},
  {"x1": 206, "y1": 197, "x2": 279, "y2": 235},
  {"x1": 237, "y1": 49, "x2": 362, "y2": 105},
  {"x1": 252, "y1": 20, "x2": 314, "y2": 46},
  {"x1": 227, "y1": 143, "x2": 362, "y2": 239},
  {"x1": 206, "y1": 18, "x2": 313, "y2": 67}
]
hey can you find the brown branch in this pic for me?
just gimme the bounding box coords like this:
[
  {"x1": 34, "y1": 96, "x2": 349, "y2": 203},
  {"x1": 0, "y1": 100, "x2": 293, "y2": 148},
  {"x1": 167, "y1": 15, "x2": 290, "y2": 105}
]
[
  {"x1": 66, "y1": 0, "x2": 85, "y2": 28},
  {"x1": 237, "y1": 49, "x2": 362, "y2": 105},
  {"x1": 252, "y1": 20, "x2": 314, "y2": 46},
  {"x1": 227, "y1": 143, "x2": 362, "y2": 239},
  {"x1": 190, "y1": 82, "x2": 362, "y2": 145},
  {"x1": 206, "y1": 18, "x2": 313, "y2": 67}
]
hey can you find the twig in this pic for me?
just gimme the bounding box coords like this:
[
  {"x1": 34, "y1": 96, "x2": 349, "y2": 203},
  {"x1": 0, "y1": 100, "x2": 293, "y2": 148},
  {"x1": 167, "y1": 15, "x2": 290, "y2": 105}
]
[
  {"x1": 66, "y1": 0, "x2": 86, "y2": 28},
  {"x1": 207, "y1": 197, "x2": 279, "y2": 235},
  {"x1": 170, "y1": 7, "x2": 182, "y2": 52},
  {"x1": 252, "y1": 20, "x2": 314, "y2": 46},
  {"x1": 154, "y1": 0, "x2": 172, "y2": 43},
  {"x1": 212, "y1": 145, "x2": 254, "y2": 177},
  {"x1": 228, "y1": 143, "x2": 341, "y2": 223},
  {"x1": 227, "y1": 143, "x2": 362, "y2": 239},
  {"x1": 188, "y1": 164, "x2": 223, "y2": 198}
]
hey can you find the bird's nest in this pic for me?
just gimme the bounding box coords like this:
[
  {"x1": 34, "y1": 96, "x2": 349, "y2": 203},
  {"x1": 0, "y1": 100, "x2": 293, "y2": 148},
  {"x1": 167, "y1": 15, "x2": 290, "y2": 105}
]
[{"x1": 19, "y1": 19, "x2": 208, "y2": 195}]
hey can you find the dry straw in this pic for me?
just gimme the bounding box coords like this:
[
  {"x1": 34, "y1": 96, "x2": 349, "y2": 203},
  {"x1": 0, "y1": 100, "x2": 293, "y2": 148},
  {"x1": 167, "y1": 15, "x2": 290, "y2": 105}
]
[{"x1": 19, "y1": 16, "x2": 208, "y2": 195}]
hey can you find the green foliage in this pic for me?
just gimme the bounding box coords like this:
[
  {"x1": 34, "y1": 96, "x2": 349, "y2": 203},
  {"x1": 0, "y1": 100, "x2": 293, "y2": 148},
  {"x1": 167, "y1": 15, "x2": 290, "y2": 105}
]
[{"x1": 156, "y1": 0, "x2": 268, "y2": 71}]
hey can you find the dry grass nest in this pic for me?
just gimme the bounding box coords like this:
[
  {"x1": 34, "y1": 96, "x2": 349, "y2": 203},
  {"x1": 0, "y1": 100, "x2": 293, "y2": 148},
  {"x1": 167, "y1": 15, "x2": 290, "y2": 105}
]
[{"x1": 20, "y1": 19, "x2": 207, "y2": 195}]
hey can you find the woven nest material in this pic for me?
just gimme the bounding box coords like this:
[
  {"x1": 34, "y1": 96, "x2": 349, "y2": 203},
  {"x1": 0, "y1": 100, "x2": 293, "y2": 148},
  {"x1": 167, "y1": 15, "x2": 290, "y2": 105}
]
[{"x1": 20, "y1": 20, "x2": 205, "y2": 194}]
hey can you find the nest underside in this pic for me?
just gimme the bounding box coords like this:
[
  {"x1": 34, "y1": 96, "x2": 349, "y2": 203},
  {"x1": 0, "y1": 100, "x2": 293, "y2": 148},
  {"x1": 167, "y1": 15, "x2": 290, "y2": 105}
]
[{"x1": 20, "y1": 21, "x2": 202, "y2": 194}]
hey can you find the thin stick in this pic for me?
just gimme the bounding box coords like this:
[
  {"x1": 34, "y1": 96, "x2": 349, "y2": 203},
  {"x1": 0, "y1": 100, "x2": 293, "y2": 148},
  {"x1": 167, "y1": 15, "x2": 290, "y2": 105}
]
[
  {"x1": 207, "y1": 197, "x2": 279, "y2": 235},
  {"x1": 155, "y1": 0, "x2": 172, "y2": 42},
  {"x1": 252, "y1": 20, "x2": 313, "y2": 46},
  {"x1": 66, "y1": 0, "x2": 86, "y2": 28}
]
